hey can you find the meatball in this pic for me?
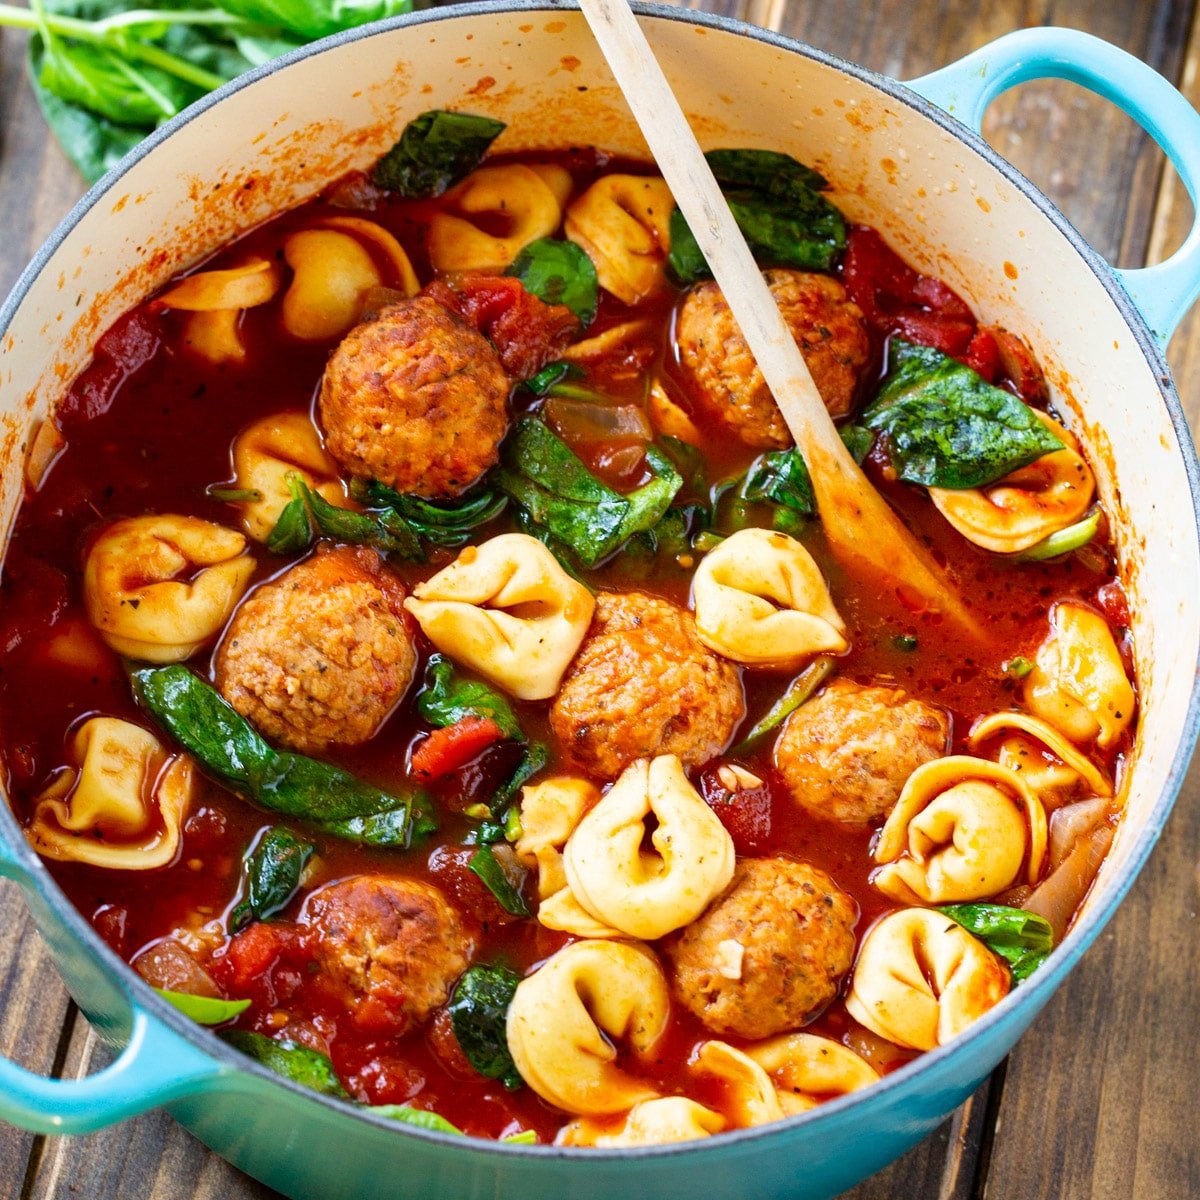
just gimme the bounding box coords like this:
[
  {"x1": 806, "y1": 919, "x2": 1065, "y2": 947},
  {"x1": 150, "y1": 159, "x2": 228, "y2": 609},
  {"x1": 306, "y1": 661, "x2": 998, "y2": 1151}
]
[
  {"x1": 774, "y1": 679, "x2": 949, "y2": 825},
  {"x1": 665, "y1": 857, "x2": 857, "y2": 1039},
  {"x1": 215, "y1": 545, "x2": 416, "y2": 753},
  {"x1": 550, "y1": 591, "x2": 744, "y2": 779},
  {"x1": 318, "y1": 295, "x2": 510, "y2": 498},
  {"x1": 676, "y1": 270, "x2": 869, "y2": 448},
  {"x1": 302, "y1": 876, "x2": 474, "y2": 1035}
]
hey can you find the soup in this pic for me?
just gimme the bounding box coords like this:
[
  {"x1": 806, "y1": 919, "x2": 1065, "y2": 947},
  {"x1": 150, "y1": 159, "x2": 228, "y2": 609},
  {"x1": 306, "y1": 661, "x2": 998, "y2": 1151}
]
[{"x1": 0, "y1": 112, "x2": 1135, "y2": 1145}]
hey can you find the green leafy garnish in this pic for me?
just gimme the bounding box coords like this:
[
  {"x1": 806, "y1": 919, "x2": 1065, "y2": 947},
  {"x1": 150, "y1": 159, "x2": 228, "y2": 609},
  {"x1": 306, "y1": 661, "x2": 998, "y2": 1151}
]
[
  {"x1": 468, "y1": 844, "x2": 530, "y2": 917},
  {"x1": 371, "y1": 1105, "x2": 463, "y2": 1135},
  {"x1": 417, "y1": 655, "x2": 523, "y2": 741},
  {"x1": 667, "y1": 148, "x2": 847, "y2": 284},
  {"x1": 447, "y1": 963, "x2": 523, "y2": 1089},
  {"x1": 352, "y1": 479, "x2": 508, "y2": 550},
  {"x1": 863, "y1": 340, "x2": 1064, "y2": 489},
  {"x1": 229, "y1": 827, "x2": 314, "y2": 933},
  {"x1": 153, "y1": 989, "x2": 250, "y2": 1025},
  {"x1": 495, "y1": 417, "x2": 682, "y2": 567},
  {"x1": 730, "y1": 655, "x2": 836, "y2": 755},
  {"x1": 938, "y1": 903, "x2": 1054, "y2": 983},
  {"x1": 840, "y1": 424, "x2": 875, "y2": 464},
  {"x1": 221, "y1": 1030, "x2": 349, "y2": 1098},
  {"x1": 1003, "y1": 655, "x2": 1034, "y2": 680},
  {"x1": 506, "y1": 238, "x2": 597, "y2": 325},
  {"x1": 132, "y1": 666, "x2": 431, "y2": 847},
  {"x1": 1016, "y1": 510, "x2": 1101, "y2": 562},
  {"x1": 372, "y1": 108, "x2": 505, "y2": 196},
  {"x1": 742, "y1": 447, "x2": 816, "y2": 517}
]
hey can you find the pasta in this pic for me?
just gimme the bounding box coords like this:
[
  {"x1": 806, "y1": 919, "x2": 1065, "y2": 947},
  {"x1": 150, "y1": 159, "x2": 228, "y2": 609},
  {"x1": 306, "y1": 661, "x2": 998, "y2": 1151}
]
[
  {"x1": 746, "y1": 1033, "x2": 880, "y2": 1114},
  {"x1": 968, "y1": 711, "x2": 1113, "y2": 800},
  {"x1": 559, "y1": 1098, "x2": 725, "y2": 1147}
]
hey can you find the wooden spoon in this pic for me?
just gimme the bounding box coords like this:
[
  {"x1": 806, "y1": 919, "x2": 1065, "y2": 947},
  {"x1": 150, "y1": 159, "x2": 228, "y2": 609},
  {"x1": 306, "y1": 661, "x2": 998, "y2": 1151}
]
[{"x1": 577, "y1": 0, "x2": 979, "y2": 636}]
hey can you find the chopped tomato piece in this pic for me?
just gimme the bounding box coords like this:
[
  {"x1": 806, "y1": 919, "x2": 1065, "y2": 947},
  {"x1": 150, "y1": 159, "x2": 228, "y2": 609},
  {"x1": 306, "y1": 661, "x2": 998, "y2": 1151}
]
[
  {"x1": 889, "y1": 311, "x2": 975, "y2": 357},
  {"x1": 699, "y1": 764, "x2": 774, "y2": 855},
  {"x1": 221, "y1": 922, "x2": 294, "y2": 991},
  {"x1": 59, "y1": 309, "x2": 162, "y2": 430},
  {"x1": 990, "y1": 326, "x2": 1049, "y2": 403},
  {"x1": 962, "y1": 328, "x2": 1000, "y2": 382},
  {"x1": 410, "y1": 717, "x2": 506, "y2": 780}
]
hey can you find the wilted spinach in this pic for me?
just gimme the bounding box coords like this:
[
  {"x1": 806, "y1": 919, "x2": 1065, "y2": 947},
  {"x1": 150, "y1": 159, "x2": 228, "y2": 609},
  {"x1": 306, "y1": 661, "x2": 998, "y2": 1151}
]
[
  {"x1": 221, "y1": 1030, "x2": 350, "y2": 1098},
  {"x1": 229, "y1": 827, "x2": 314, "y2": 932},
  {"x1": 372, "y1": 108, "x2": 505, "y2": 196},
  {"x1": 447, "y1": 963, "x2": 522, "y2": 1088},
  {"x1": 938, "y1": 904, "x2": 1054, "y2": 983},
  {"x1": 506, "y1": 238, "x2": 598, "y2": 325}
]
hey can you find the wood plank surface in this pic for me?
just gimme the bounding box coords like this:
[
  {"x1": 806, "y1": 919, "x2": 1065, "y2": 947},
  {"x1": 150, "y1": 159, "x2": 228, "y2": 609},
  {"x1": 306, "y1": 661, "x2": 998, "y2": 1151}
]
[{"x1": 0, "y1": 1, "x2": 1197, "y2": 1198}]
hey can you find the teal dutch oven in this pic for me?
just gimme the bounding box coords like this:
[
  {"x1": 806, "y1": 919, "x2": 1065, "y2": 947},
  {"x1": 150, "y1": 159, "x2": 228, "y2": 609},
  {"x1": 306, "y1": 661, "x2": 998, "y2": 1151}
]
[{"x1": 1, "y1": 5, "x2": 1199, "y2": 1197}]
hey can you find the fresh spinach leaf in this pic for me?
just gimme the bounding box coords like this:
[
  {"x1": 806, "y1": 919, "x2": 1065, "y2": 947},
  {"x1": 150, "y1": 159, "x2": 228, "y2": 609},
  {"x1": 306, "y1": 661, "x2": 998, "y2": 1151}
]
[
  {"x1": 132, "y1": 666, "x2": 432, "y2": 845},
  {"x1": 229, "y1": 827, "x2": 314, "y2": 933},
  {"x1": 704, "y1": 148, "x2": 828, "y2": 198},
  {"x1": 221, "y1": 1030, "x2": 350, "y2": 1098},
  {"x1": 417, "y1": 656, "x2": 523, "y2": 741},
  {"x1": 840, "y1": 423, "x2": 874, "y2": 465},
  {"x1": 372, "y1": 109, "x2": 505, "y2": 196},
  {"x1": 658, "y1": 435, "x2": 707, "y2": 496},
  {"x1": 506, "y1": 238, "x2": 597, "y2": 325},
  {"x1": 212, "y1": 0, "x2": 413, "y2": 41},
  {"x1": 448, "y1": 963, "x2": 522, "y2": 1089},
  {"x1": 938, "y1": 903, "x2": 1054, "y2": 983},
  {"x1": 370, "y1": 1104, "x2": 463, "y2": 1135},
  {"x1": 468, "y1": 844, "x2": 530, "y2": 917},
  {"x1": 495, "y1": 417, "x2": 682, "y2": 567},
  {"x1": 322, "y1": 793, "x2": 437, "y2": 848},
  {"x1": 39, "y1": 40, "x2": 193, "y2": 125},
  {"x1": 153, "y1": 989, "x2": 250, "y2": 1025},
  {"x1": 863, "y1": 339, "x2": 1064, "y2": 489},
  {"x1": 265, "y1": 483, "x2": 315, "y2": 555}
]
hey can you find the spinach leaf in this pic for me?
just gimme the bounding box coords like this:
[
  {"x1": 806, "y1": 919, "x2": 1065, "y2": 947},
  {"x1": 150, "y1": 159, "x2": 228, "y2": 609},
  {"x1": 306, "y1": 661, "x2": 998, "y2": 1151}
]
[
  {"x1": 506, "y1": 238, "x2": 597, "y2": 325},
  {"x1": 212, "y1": 0, "x2": 413, "y2": 40},
  {"x1": 488, "y1": 740, "x2": 548, "y2": 821},
  {"x1": 229, "y1": 827, "x2": 314, "y2": 932},
  {"x1": 1016, "y1": 509, "x2": 1100, "y2": 562},
  {"x1": 371, "y1": 1105, "x2": 463, "y2": 1135},
  {"x1": 521, "y1": 360, "x2": 581, "y2": 396},
  {"x1": 863, "y1": 339, "x2": 1064, "y2": 489},
  {"x1": 742, "y1": 447, "x2": 816, "y2": 516},
  {"x1": 221, "y1": 1030, "x2": 349, "y2": 1098},
  {"x1": 840, "y1": 423, "x2": 874, "y2": 465},
  {"x1": 731, "y1": 655, "x2": 836, "y2": 755},
  {"x1": 667, "y1": 149, "x2": 847, "y2": 284},
  {"x1": 658, "y1": 436, "x2": 707, "y2": 497},
  {"x1": 938, "y1": 903, "x2": 1054, "y2": 983},
  {"x1": 352, "y1": 480, "x2": 506, "y2": 549},
  {"x1": 448, "y1": 963, "x2": 522, "y2": 1089},
  {"x1": 265, "y1": 486, "x2": 315, "y2": 555},
  {"x1": 468, "y1": 845, "x2": 530, "y2": 917},
  {"x1": 132, "y1": 666, "x2": 432, "y2": 845},
  {"x1": 372, "y1": 109, "x2": 505, "y2": 196},
  {"x1": 417, "y1": 656, "x2": 523, "y2": 741},
  {"x1": 495, "y1": 418, "x2": 682, "y2": 567},
  {"x1": 153, "y1": 989, "x2": 250, "y2": 1025},
  {"x1": 322, "y1": 794, "x2": 437, "y2": 848}
]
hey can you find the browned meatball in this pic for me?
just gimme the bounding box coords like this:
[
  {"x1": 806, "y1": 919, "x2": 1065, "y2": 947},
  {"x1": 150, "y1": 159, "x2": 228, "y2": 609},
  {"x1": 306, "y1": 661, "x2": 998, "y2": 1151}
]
[
  {"x1": 665, "y1": 857, "x2": 857, "y2": 1039},
  {"x1": 550, "y1": 591, "x2": 744, "y2": 779},
  {"x1": 215, "y1": 545, "x2": 416, "y2": 753},
  {"x1": 301, "y1": 876, "x2": 474, "y2": 1035},
  {"x1": 774, "y1": 679, "x2": 949, "y2": 825},
  {"x1": 676, "y1": 270, "x2": 869, "y2": 448},
  {"x1": 318, "y1": 295, "x2": 509, "y2": 498}
]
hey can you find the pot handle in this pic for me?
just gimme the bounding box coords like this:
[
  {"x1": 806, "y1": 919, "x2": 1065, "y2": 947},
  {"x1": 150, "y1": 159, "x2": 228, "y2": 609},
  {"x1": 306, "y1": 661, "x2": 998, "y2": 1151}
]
[
  {"x1": 908, "y1": 27, "x2": 1200, "y2": 345},
  {"x1": 0, "y1": 851, "x2": 224, "y2": 1135}
]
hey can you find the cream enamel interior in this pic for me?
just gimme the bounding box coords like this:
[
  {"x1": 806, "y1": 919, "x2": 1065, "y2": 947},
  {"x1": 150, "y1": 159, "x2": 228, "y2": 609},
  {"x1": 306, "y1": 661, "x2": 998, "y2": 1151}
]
[{"x1": 1, "y1": 8, "x2": 1195, "y2": 939}]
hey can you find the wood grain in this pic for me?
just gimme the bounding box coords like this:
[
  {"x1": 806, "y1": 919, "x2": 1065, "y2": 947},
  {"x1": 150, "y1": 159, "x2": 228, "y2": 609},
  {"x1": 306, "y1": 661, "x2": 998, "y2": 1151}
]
[{"x1": 0, "y1": 1, "x2": 1196, "y2": 1198}]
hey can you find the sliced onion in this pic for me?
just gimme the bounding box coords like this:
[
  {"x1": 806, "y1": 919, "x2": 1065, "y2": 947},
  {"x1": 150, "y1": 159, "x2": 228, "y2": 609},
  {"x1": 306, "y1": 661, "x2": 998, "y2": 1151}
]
[
  {"x1": 1023, "y1": 822, "x2": 1115, "y2": 941},
  {"x1": 133, "y1": 938, "x2": 222, "y2": 997},
  {"x1": 1048, "y1": 796, "x2": 1110, "y2": 871},
  {"x1": 544, "y1": 397, "x2": 652, "y2": 443}
]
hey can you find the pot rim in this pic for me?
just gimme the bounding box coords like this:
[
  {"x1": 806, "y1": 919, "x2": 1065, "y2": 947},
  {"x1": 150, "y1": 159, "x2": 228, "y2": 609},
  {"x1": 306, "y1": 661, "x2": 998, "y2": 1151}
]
[{"x1": 1, "y1": 0, "x2": 1197, "y2": 1162}]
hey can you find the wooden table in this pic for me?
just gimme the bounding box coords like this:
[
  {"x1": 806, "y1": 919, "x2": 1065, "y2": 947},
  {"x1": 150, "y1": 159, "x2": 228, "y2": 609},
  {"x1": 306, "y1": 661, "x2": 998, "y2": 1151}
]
[{"x1": 1, "y1": 1, "x2": 1198, "y2": 1197}]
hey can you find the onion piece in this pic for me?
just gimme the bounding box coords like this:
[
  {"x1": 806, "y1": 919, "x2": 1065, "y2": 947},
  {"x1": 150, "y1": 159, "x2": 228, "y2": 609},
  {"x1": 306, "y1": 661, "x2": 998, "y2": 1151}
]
[
  {"x1": 133, "y1": 938, "x2": 222, "y2": 998},
  {"x1": 1047, "y1": 796, "x2": 1110, "y2": 871},
  {"x1": 1023, "y1": 821, "x2": 1115, "y2": 941},
  {"x1": 544, "y1": 397, "x2": 652, "y2": 443}
]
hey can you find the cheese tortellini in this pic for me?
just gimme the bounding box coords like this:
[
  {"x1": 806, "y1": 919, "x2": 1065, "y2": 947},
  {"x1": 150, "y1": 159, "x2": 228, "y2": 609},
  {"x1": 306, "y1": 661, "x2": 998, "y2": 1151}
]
[
  {"x1": 691, "y1": 527, "x2": 848, "y2": 668},
  {"x1": 428, "y1": 163, "x2": 573, "y2": 273},
  {"x1": 845, "y1": 908, "x2": 1010, "y2": 1050},
  {"x1": 929, "y1": 415, "x2": 1095, "y2": 553},
  {"x1": 969, "y1": 711, "x2": 1112, "y2": 800},
  {"x1": 507, "y1": 939, "x2": 670, "y2": 1115},
  {"x1": 563, "y1": 754, "x2": 736, "y2": 940},
  {"x1": 281, "y1": 216, "x2": 419, "y2": 341},
  {"x1": 230, "y1": 412, "x2": 350, "y2": 542},
  {"x1": 84, "y1": 515, "x2": 255, "y2": 662},
  {"x1": 872, "y1": 756, "x2": 1047, "y2": 905},
  {"x1": 26, "y1": 717, "x2": 194, "y2": 869},
  {"x1": 559, "y1": 1098, "x2": 725, "y2": 1147},
  {"x1": 565, "y1": 174, "x2": 674, "y2": 304},
  {"x1": 404, "y1": 533, "x2": 595, "y2": 700},
  {"x1": 1024, "y1": 602, "x2": 1135, "y2": 748}
]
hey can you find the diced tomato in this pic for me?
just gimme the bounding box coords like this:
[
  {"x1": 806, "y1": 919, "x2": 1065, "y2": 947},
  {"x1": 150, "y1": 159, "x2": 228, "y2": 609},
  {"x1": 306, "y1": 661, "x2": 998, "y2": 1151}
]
[
  {"x1": 962, "y1": 328, "x2": 1000, "y2": 382},
  {"x1": 888, "y1": 311, "x2": 975, "y2": 357},
  {"x1": 990, "y1": 326, "x2": 1049, "y2": 403},
  {"x1": 337, "y1": 1042, "x2": 426, "y2": 1107},
  {"x1": 1096, "y1": 580, "x2": 1131, "y2": 628},
  {"x1": 0, "y1": 552, "x2": 69, "y2": 658},
  {"x1": 58, "y1": 309, "x2": 162, "y2": 430},
  {"x1": 699, "y1": 764, "x2": 774, "y2": 855},
  {"x1": 221, "y1": 922, "x2": 294, "y2": 991},
  {"x1": 423, "y1": 275, "x2": 578, "y2": 379},
  {"x1": 427, "y1": 1008, "x2": 476, "y2": 1080},
  {"x1": 410, "y1": 717, "x2": 505, "y2": 781},
  {"x1": 427, "y1": 844, "x2": 518, "y2": 926}
]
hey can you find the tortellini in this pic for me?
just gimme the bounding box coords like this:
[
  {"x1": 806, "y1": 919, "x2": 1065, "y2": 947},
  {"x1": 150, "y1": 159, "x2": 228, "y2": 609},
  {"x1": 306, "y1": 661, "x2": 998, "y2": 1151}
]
[
  {"x1": 691, "y1": 528, "x2": 848, "y2": 668},
  {"x1": 845, "y1": 908, "x2": 1010, "y2": 1050},
  {"x1": 691, "y1": 1041, "x2": 784, "y2": 1127},
  {"x1": 968, "y1": 711, "x2": 1112, "y2": 800},
  {"x1": 872, "y1": 756, "x2": 1047, "y2": 905},
  {"x1": 1024, "y1": 602, "x2": 1135, "y2": 748},
  {"x1": 84, "y1": 515, "x2": 255, "y2": 662},
  {"x1": 559, "y1": 1098, "x2": 724, "y2": 1147},
  {"x1": 565, "y1": 174, "x2": 674, "y2": 304},
  {"x1": 156, "y1": 257, "x2": 283, "y2": 366},
  {"x1": 506, "y1": 939, "x2": 670, "y2": 1115},
  {"x1": 281, "y1": 216, "x2": 419, "y2": 341},
  {"x1": 563, "y1": 754, "x2": 736, "y2": 940},
  {"x1": 428, "y1": 163, "x2": 573, "y2": 273},
  {"x1": 404, "y1": 533, "x2": 595, "y2": 700},
  {"x1": 26, "y1": 717, "x2": 194, "y2": 869},
  {"x1": 929, "y1": 415, "x2": 1095, "y2": 553},
  {"x1": 230, "y1": 412, "x2": 350, "y2": 542}
]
